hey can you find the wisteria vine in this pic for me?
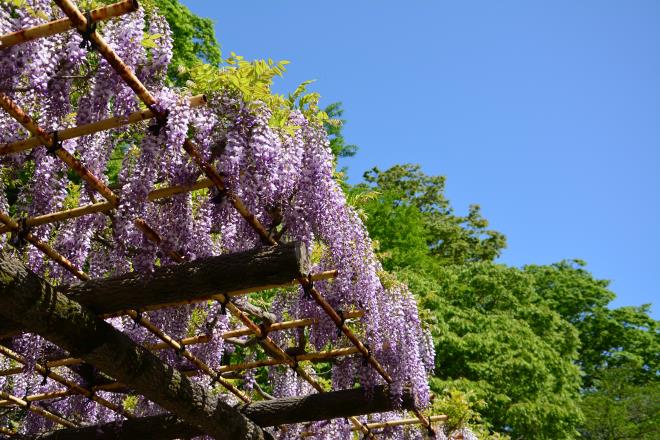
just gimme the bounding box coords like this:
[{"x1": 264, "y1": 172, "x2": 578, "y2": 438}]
[{"x1": 0, "y1": 2, "x2": 435, "y2": 439}]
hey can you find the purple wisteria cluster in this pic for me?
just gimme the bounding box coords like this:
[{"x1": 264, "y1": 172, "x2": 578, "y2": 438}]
[{"x1": 0, "y1": 2, "x2": 435, "y2": 439}]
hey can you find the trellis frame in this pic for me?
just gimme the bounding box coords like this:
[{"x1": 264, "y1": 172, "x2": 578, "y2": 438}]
[{"x1": 0, "y1": 1, "x2": 441, "y2": 438}]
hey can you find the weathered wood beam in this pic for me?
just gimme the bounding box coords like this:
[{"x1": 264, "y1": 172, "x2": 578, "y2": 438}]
[
  {"x1": 241, "y1": 384, "x2": 417, "y2": 427},
  {"x1": 0, "y1": 242, "x2": 308, "y2": 338},
  {"x1": 66, "y1": 241, "x2": 308, "y2": 313},
  {"x1": 0, "y1": 252, "x2": 268, "y2": 440},
  {"x1": 31, "y1": 385, "x2": 416, "y2": 439}
]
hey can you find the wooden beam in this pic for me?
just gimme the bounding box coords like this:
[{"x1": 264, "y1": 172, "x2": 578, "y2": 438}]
[
  {"x1": 30, "y1": 386, "x2": 416, "y2": 439},
  {"x1": 0, "y1": 242, "x2": 309, "y2": 338},
  {"x1": 0, "y1": 251, "x2": 268, "y2": 440},
  {"x1": 66, "y1": 241, "x2": 308, "y2": 313}
]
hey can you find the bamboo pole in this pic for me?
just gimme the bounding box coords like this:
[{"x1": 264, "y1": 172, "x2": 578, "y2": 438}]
[
  {"x1": 144, "y1": 334, "x2": 209, "y2": 352},
  {"x1": 24, "y1": 346, "x2": 360, "y2": 378},
  {"x1": 223, "y1": 309, "x2": 363, "y2": 339},
  {"x1": 0, "y1": 345, "x2": 131, "y2": 418},
  {"x1": 300, "y1": 415, "x2": 447, "y2": 436},
  {"x1": 0, "y1": 176, "x2": 214, "y2": 234},
  {"x1": 362, "y1": 415, "x2": 447, "y2": 430},
  {"x1": 134, "y1": 218, "x2": 184, "y2": 261},
  {"x1": 0, "y1": 366, "x2": 22, "y2": 377},
  {"x1": 0, "y1": 0, "x2": 138, "y2": 48},
  {"x1": 0, "y1": 95, "x2": 207, "y2": 156},
  {"x1": 0, "y1": 391, "x2": 78, "y2": 428},
  {"x1": 148, "y1": 177, "x2": 212, "y2": 201},
  {"x1": 0, "y1": 92, "x2": 119, "y2": 206},
  {"x1": 0, "y1": 427, "x2": 16, "y2": 436},
  {"x1": 0, "y1": 201, "x2": 111, "y2": 234},
  {"x1": 216, "y1": 347, "x2": 360, "y2": 373},
  {"x1": 0, "y1": 389, "x2": 72, "y2": 407},
  {"x1": 0, "y1": 211, "x2": 89, "y2": 280}
]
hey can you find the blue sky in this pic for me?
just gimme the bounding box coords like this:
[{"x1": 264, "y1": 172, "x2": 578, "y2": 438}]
[{"x1": 181, "y1": 1, "x2": 659, "y2": 317}]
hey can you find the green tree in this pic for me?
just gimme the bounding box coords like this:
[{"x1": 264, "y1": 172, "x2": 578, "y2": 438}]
[
  {"x1": 409, "y1": 263, "x2": 584, "y2": 439},
  {"x1": 358, "y1": 164, "x2": 506, "y2": 265},
  {"x1": 352, "y1": 164, "x2": 658, "y2": 439},
  {"x1": 352, "y1": 165, "x2": 583, "y2": 438},
  {"x1": 525, "y1": 261, "x2": 659, "y2": 387},
  {"x1": 579, "y1": 365, "x2": 659, "y2": 440},
  {"x1": 323, "y1": 102, "x2": 358, "y2": 159}
]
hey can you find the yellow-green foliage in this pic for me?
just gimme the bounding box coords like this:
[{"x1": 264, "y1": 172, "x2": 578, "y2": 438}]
[
  {"x1": 122, "y1": 395, "x2": 139, "y2": 413},
  {"x1": 5, "y1": 0, "x2": 49, "y2": 19},
  {"x1": 185, "y1": 54, "x2": 338, "y2": 134},
  {"x1": 433, "y1": 389, "x2": 501, "y2": 437}
]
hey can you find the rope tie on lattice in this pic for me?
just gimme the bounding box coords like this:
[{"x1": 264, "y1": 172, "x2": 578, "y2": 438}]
[
  {"x1": 302, "y1": 276, "x2": 314, "y2": 300},
  {"x1": 204, "y1": 316, "x2": 217, "y2": 336},
  {"x1": 78, "y1": 10, "x2": 97, "y2": 51},
  {"x1": 46, "y1": 130, "x2": 63, "y2": 156},
  {"x1": 209, "y1": 371, "x2": 223, "y2": 387},
  {"x1": 257, "y1": 322, "x2": 270, "y2": 340},
  {"x1": 362, "y1": 343, "x2": 371, "y2": 367},
  {"x1": 427, "y1": 423, "x2": 437, "y2": 438},
  {"x1": 22, "y1": 388, "x2": 31, "y2": 409},
  {"x1": 218, "y1": 296, "x2": 228, "y2": 315},
  {"x1": 290, "y1": 354, "x2": 300, "y2": 376},
  {"x1": 9, "y1": 217, "x2": 30, "y2": 250},
  {"x1": 175, "y1": 339, "x2": 186, "y2": 357},
  {"x1": 40, "y1": 365, "x2": 50, "y2": 386},
  {"x1": 131, "y1": 310, "x2": 143, "y2": 329},
  {"x1": 335, "y1": 308, "x2": 346, "y2": 336},
  {"x1": 210, "y1": 187, "x2": 228, "y2": 205},
  {"x1": 148, "y1": 108, "x2": 169, "y2": 136}
]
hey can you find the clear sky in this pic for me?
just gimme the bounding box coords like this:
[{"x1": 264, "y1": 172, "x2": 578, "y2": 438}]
[{"x1": 181, "y1": 0, "x2": 659, "y2": 317}]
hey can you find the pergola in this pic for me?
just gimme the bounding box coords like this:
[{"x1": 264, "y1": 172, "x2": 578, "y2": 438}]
[{"x1": 0, "y1": 1, "x2": 446, "y2": 438}]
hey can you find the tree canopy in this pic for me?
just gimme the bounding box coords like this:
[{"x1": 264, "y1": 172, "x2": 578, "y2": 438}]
[{"x1": 352, "y1": 163, "x2": 658, "y2": 439}]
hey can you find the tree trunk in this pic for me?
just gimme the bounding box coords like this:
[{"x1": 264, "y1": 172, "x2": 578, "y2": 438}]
[
  {"x1": 0, "y1": 251, "x2": 268, "y2": 440},
  {"x1": 0, "y1": 242, "x2": 307, "y2": 338}
]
